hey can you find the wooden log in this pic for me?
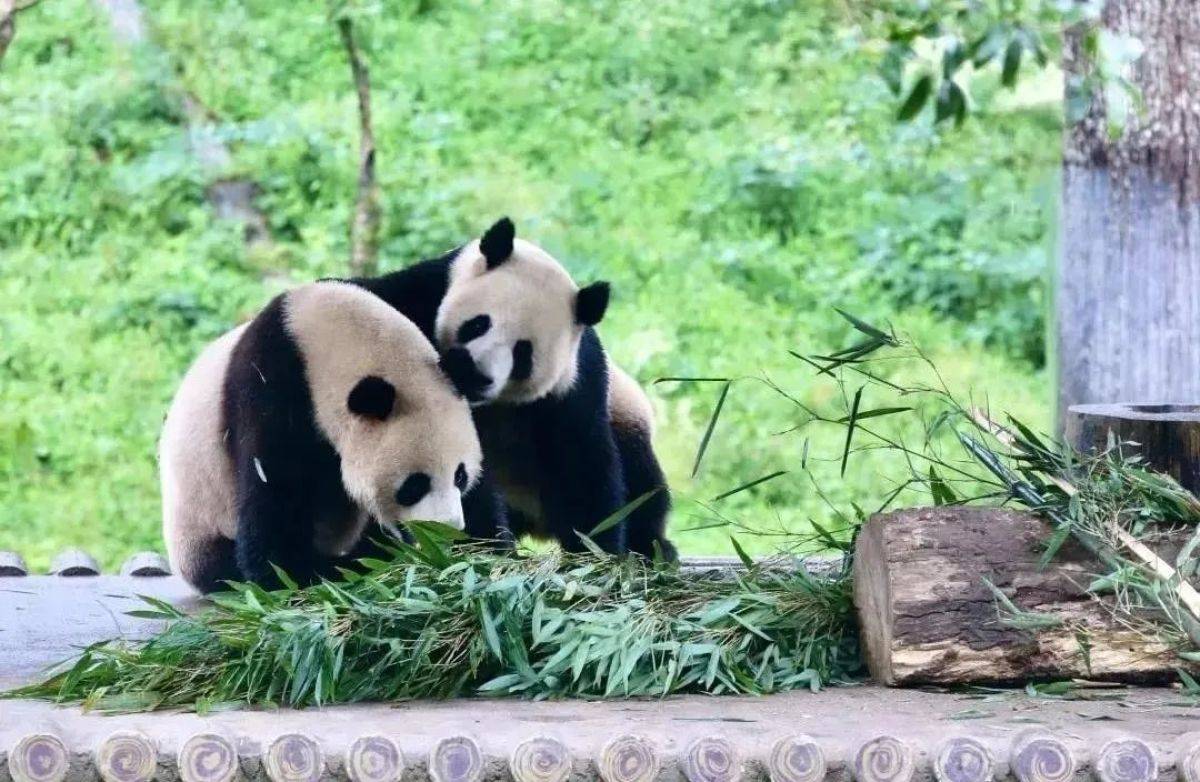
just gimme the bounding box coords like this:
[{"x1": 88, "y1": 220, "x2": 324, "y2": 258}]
[
  {"x1": 1177, "y1": 739, "x2": 1200, "y2": 782},
  {"x1": 767, "y1": 736, "x2": 824, "y2": 782},
  {"x1": 96, "y1": 731, "x2": 157, "y2": 782},
  {"x1": 428, "y1": 736, "x2": 483, "y2": 782},
  {"x1": 178, "y1": 733, "x2": 239, "y2": 782},
  {"x1": 934, "y1": 738, "x2": 993, "y2": 782},
  {"x1": 509, "y1": 737, "x2": 570, "y2": 782},
  {"x1": 48, "y1": 549, "x2": 99, "y2": 577},
  {"x1": 0, "y1": 551, "x2": 28, "y2": 576},
  {"x1": 598, "y1": 736, "x2": 659, "y2": 782},
  {"x1": 853, "y1": 737, "x2": 913, "y2": 782},
  {"x1": 262, "y1": 734, "x2": 323, "y2": 782},
  {"x1": 1094, "y1": 738, "x2": 1156, "y2": 782},
  {"x1": 853, "y1": 507, "x2": 1182, "y2": 686},
  {"x1": 119, "y1": 552, "x2": 171, "y2": 577},
  {"x1": 345, "y1": 736, "x2": 403, "y2": 782},
  {"x1": 1065, "y1": 404, "x2": 1200, "y2": 493},
  {"x1": 682, "y1": 737, "x2": 740, "y2": 782},
  {"x1": 8, "y1": 734, "x2": 69, "y2": 782},
  {"x1": 1009, "y1": 734, "x2": 1074, "y2": 782}
]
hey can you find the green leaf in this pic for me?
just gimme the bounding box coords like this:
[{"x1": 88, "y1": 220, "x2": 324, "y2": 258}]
[
  {"x1": 840, "y1": 385, "x2": 864, "y2": 477},
  {"x1": 589, "y1": 488, "x2": 662, "y2": 537},
  {"x1": 897, "y1": 73, "x2": 933, "y2": 121},
  {"x1": 692, "y1": 381, "x2": 731, "y2": 478},
  {"x1": 833, "y1": 407, "x2": 911, "y2": 424},
  {"x1": 1001, "y1": 38, "x2": 1022, "y2": 87},
  {"x1": 729, "y1": 535, "x2": 754, "y2": 570},
  {"x1": 934, "y1": 79, "x2": 966, "y2": 126},
  {"x1": 711, "y1": 471, "x2": 787, "y2": 502},
  {"x1": 928, "y1": 466, "x2": 956, "y2": 506},
  {"x1": 834, "y1": 309, "x2": 893, "y2": 343}
]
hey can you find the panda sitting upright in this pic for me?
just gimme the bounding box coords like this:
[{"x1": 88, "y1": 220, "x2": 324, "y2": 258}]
[
  {"x1": 349, "y1": 218, "x2": 675, "y2": 559},
  {"x1": 160, "y1": 281, "x2": 482, "y2": 593}
]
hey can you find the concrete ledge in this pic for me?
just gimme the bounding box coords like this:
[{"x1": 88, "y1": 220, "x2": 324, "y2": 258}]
[{"x1": 1, "y1": 690, "x2": 1199, "y2": 782}]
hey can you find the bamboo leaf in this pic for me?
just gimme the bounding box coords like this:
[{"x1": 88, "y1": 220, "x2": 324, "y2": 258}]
[
  {"x1": 711, "y1": 471, "x2": 787, "y2": 502},
  {"x1": 692, "y1": 381, "x2": 731, "y2": 478},
  {"x1": 840, "y1": 385, "x2": 864, "y2": 477}
]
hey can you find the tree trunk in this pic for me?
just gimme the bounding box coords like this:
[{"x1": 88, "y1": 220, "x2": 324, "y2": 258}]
[
  {"x1": 854, "y1": 506, "x2": 1184, "y2": 686},
  {"x1": 91, "y1": 0, "x2": 271, "y2": 247},
  {"x1": 1065, "y1": 402, "x2": 1200, "y2": 492},
  {"x1": 338, "y1": 17, "x2": 380, "y2": 277},
  {"x1": 1056, "y1": 0, "x2": 1200, "y2": 428},
  {"x1": 0, "y1": 0, "x2": 16, "y2": 67}
]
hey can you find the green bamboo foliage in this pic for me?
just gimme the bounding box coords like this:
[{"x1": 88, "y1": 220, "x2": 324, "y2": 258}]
[{"x1": 11, "y1": 525, "x2": 858, "y2": 711}]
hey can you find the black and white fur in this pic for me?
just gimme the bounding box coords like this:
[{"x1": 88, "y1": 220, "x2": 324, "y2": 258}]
[
  {"x1": 350, "y1": 218, "x2": 675, "y2": 559},
  {"x1": 160, "y1": 281, "x2": 483, "y2": 593}
]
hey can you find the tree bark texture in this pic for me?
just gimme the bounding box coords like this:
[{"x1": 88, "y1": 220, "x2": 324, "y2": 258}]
[
  {"x1": 338, "y1": 17, "x2": 381, "y2": 277},
  {"x1": 854, "y1": 506, "x2": 1183, "y2": 686},
  {"x1": 1065, "y1": 402, "x2": 1200, "y2": 493},
  {"x1": 1056, "y1": 0, "x2": 1200, "y2": 427}
]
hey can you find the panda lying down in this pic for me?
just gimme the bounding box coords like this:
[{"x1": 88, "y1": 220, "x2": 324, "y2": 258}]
[{"x1": 161, "y1": 281, "x2": 483, "y2": 592}]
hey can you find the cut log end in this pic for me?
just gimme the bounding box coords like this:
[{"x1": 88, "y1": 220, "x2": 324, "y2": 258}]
[
  {"x1": 767, "y1": 736, "x2": 825, "y2": 782},
  {"x1": 179, "y1": 733, "x2": 238, "y2": 782},
  {"x1": 345, "y1": 735, "x2": 403, "y2": 782},
  {"x1": 262, "y1": 734, "x2": 323, "y2": 782},
  {"x1": 428, "y1": 736, "x2": 483, "y2": 782},
  {"x1": 96, "y1": 731, "x2": 157, "y2": 782},
  {"x1": 598, "y1": 735, "x2": 659, "y2": 782},
  {"x1": 509, "y1": 737, "x2": 570, "y2": 782}
]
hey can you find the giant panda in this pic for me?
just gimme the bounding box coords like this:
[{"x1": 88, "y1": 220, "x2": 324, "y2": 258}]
[
  {"x1": 160, "y1": 281, "x2": 483, "y2": 593},
  {"x1": 348, "y1": 218, "x2": 675, "y2": 560}
]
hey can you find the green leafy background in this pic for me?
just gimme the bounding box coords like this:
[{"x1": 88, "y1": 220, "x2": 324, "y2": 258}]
[{"x1": 0, "y1": 0, "x2": 1059, "y2": 569}]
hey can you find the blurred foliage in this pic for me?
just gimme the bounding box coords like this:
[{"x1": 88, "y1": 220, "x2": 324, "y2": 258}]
[{"x1": 0, "y1": 0, "x2": 1058, "y2": 569}]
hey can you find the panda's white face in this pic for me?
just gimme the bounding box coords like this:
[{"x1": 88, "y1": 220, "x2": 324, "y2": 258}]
[
  {"x1": 286, "y1": 282, "x2": 483, "y2": 534},
  {"x1": 434, "y1": 221, "x2": 610, "y2": 406},
  {"x1": 340, "y1": 374, "x2": 481, "y2": 534}
]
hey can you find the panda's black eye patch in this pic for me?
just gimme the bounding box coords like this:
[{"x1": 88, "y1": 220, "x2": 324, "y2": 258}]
[
  {"x1": 511, "y1": 340, "x2": 533, "y2": 381},
  {"x1": 347, "y1": 376, "x2": 396, "y2": 420},
  {"x1": 456, "y1": 315, "x2": 491, "y2": 344},
  {"x1": 395, "y1": 473, "x2": 431, "y2": 507},
  {"x1": 454, "y1": 463, "x2": 468, "y2": 492}
]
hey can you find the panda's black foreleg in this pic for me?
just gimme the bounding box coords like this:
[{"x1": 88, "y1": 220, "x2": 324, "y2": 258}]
[
  {"x1": 462, "y1": 473, "x2": 515, "y2": 549},
  {"x1": 532, "y1": 399, "x2": 628, "y2": 555},
  {"x1": 232, "y1": 460, "x2": 322, "y2": 589},
  {"x1": 613, "y1": 424, "x2": 676, "y2": 561}
]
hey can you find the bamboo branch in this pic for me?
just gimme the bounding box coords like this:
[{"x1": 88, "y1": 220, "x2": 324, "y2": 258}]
[
  {"x1": 970, "y1": 406, "x2": 1200, "y2": 624},
  {"x1": 337, "y1": 15, "x2": 380, "y2": 276}
]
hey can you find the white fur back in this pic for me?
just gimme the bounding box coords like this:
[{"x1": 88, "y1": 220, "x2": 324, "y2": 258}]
[
  {"x1": 160, "y1": 323, "x2": 246, "y2": 579},
  {"x1": 607, "y1": 360, "x2": 655, "y2": 437}
]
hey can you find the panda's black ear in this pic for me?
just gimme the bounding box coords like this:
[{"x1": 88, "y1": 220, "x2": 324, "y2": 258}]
[
  {"x1": 480, "y1": 217, "x2": 515, "y2": 269},
  {"x1": 348, "y1": 376, "x2": 396, "y2": 420},
  {"x1": 575, "y1": 281, "x2": 610, "y2": 326}
]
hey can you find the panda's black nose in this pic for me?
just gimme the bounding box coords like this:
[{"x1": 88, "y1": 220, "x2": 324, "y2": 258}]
[{"x1": 438, "y1": 347, "x2": 492, "y2": 401}]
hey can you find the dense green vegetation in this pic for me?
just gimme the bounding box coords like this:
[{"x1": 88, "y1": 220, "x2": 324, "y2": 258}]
[{"x1": 0, "y1": 0, "x2": 1060, "y2": 569}]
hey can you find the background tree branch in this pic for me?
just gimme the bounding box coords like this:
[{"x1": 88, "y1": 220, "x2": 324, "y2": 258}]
[
  {"x1": 338, "y1": 15, "x2": 380, "y2": 277},
  {"x1": 0, "y1": 0, "x2": 42, "y2": 68}
]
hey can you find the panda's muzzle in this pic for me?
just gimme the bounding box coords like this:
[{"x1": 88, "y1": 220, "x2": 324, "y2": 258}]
[{"x1": 438, "y1": 347, "x2": 493, "y2": 402}]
